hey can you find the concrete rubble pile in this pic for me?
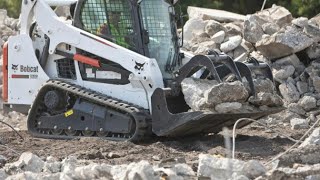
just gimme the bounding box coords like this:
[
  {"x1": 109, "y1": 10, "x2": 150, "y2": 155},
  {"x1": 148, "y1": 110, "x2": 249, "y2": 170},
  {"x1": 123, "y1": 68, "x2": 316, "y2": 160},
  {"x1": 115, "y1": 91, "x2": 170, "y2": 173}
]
[{"x1": 182, "y1": 5, "x2": 320, "y2": 126}]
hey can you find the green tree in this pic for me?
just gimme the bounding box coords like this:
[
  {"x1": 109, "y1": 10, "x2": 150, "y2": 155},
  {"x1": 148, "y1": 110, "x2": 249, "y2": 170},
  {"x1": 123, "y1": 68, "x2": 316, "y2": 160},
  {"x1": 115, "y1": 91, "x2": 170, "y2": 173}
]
[{"x1": 0, "y1": 0, "x2": 21, "y2": 18}]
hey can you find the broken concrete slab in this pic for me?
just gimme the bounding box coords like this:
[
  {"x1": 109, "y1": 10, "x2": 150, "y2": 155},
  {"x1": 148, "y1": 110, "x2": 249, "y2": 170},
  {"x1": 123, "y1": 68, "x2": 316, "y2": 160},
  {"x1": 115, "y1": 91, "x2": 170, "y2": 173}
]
[
  {"x1": 187, "y1": 6, "x2": 245, "y2": 22},
  {"x1": 256, "y1": 26, "x2": 314, "y2": 60}
]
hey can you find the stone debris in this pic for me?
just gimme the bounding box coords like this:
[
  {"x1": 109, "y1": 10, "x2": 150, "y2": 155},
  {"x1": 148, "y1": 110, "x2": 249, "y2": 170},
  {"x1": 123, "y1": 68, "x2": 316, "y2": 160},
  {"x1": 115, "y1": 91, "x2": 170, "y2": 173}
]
[
  {"x1": 298, "y1": 96, "x2": 317, "y2": 111},
  {"x1": 182, "y1": 5, "x2": 320, "y2": 121},
  {"x1": 299, "y1": 128, "x2": 320, "y2": 148},
  {"x1": 290, "y1": 118, "x2": 309, "y2": 130},
  {"x1": 6, "y1": 152, "x2": 44, "y2": 173},
  {"x1": 197, "y1": 154, "x2": 266, "y2": 180}
]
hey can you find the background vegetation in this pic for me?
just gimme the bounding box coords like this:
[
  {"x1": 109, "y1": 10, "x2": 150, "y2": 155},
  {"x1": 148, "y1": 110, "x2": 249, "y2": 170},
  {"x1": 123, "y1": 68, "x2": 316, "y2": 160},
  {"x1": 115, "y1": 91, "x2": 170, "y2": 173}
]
[{"x1": 1, "y1": 0, "x2": 319, "y2": 18}]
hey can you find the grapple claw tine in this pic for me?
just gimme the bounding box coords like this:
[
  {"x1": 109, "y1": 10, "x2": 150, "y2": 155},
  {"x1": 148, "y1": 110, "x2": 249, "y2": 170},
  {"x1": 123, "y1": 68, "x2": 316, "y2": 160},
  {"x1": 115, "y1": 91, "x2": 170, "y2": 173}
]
[
  {"x1": 234, "y1": 62, "x2": 256, "y2": 96},
  {"x1": 208, "y1": 55, "x2": 243, "y2": 82},
  {"x1": 214, "y1": 63, "x2": 256, "y2": 96},
  {"x1": 175, "y1": 55, "x2": 222, "y2": 84},
  {"x1": 246, "y1": 63, "x2": 274, "y2": 82}
]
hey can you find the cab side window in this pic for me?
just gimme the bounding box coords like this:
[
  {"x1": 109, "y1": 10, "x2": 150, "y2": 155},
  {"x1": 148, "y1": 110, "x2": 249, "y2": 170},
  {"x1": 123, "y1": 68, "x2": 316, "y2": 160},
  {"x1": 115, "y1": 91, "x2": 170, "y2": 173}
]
[{"x1": 80, "y1": 0, "x2": 137, "y2": 51}]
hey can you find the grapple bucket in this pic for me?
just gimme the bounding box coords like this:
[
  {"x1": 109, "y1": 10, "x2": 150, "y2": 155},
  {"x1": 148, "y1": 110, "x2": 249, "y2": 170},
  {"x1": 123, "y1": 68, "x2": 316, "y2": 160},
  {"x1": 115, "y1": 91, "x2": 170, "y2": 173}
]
[
  {"x1": 152, "y1": 53, "x2": 284, "y2": 137},
  {"x1": 151, "y1": 89, "x2": 284, "y2": 137}
]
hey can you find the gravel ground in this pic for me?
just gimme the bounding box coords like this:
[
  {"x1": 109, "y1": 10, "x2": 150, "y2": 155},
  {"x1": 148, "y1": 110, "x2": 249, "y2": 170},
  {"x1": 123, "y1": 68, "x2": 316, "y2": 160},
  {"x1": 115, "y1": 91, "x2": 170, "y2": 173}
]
[{"x1": 0, "y1": 122, "x2": 305, "y2": 168}]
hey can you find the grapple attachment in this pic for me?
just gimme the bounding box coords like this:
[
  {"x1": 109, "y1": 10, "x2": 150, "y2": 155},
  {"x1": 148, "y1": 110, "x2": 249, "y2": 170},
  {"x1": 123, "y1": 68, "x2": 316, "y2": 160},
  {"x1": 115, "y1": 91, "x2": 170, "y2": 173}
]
[{"x1": 151, "y1": 53, "x2": 284, "y2": 137}]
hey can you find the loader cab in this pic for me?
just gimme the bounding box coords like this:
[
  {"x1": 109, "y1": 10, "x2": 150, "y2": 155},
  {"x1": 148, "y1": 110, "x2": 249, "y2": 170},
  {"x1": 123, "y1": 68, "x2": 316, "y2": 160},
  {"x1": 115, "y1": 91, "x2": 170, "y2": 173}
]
[{"x1": 73, "y1": 0, "x2": 181, "y2": 80}]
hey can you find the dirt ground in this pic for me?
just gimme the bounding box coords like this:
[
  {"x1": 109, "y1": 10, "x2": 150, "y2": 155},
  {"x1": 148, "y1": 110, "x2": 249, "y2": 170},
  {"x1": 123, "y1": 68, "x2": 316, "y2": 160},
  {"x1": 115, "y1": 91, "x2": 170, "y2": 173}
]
[{"x1": 0, "y1": 123, "x2": 305, "y2": 170}]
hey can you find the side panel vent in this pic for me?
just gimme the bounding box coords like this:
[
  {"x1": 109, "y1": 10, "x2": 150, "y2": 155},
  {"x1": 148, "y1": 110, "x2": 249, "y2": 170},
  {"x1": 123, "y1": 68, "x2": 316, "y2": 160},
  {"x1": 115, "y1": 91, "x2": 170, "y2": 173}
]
[{"x1": 56, "y1": 58, "x2": 76, "y2": 79}]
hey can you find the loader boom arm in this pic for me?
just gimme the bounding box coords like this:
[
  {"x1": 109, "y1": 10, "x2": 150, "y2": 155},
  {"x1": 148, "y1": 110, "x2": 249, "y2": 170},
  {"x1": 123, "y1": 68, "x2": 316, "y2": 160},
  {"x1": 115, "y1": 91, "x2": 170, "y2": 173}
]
[{"x1": 23, "y1": 0, "x2": 164, "y2": 110}]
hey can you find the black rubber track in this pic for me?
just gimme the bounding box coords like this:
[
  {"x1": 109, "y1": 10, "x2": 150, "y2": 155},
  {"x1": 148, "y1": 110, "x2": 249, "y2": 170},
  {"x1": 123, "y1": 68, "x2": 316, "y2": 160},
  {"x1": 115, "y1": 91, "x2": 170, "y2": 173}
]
[{"x1": 27, "y1": 80, "x2": 152, "y2": 142}]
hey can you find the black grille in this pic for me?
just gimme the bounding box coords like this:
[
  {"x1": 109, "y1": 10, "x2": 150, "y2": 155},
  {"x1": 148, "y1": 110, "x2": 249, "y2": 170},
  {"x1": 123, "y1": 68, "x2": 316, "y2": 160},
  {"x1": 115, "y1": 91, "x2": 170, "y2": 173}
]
[{"x1": 56, "y1": 58, "x2": 76, "y2": 79}]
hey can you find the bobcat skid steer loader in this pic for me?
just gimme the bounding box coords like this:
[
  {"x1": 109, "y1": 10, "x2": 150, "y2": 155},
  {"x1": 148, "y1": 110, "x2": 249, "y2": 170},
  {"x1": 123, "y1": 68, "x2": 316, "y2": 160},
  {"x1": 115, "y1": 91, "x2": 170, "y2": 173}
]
[{"x1": 2, "y1": 0, "x2": 283, "y2": 141}]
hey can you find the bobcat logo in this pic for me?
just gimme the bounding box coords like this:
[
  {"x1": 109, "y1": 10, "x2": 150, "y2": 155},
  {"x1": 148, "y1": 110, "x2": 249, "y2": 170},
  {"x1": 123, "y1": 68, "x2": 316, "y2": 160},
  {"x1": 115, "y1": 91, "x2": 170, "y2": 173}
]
[
  {"x1": 135, "y1": 61, "x2": 145, "y2": 71},
  {"x1": 12, "y1": 64, "x2": 18, "y2": 71}
]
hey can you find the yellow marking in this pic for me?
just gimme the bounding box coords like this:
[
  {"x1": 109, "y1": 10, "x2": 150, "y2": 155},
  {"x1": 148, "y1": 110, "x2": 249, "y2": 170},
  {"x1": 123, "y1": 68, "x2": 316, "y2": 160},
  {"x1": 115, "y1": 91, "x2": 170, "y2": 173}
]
[{"x1": 64, "y1": 110, "x2": 74, "y2": 117}]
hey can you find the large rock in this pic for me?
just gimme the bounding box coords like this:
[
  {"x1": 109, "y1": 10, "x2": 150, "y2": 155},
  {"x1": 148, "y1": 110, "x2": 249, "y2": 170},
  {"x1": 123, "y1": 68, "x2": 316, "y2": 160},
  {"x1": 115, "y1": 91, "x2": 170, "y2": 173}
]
[
  {"x1": 61, "y1": 156, "x2": 78, "y2": 173},
  {"x1": 300, "y1": 128, "x2": 320, "y2": 148},
  {"x1": 257, "y1": 5, "x2": 293, "y2": 27},
  {"x1": 0, "y1": 170, "x2": 7, "y2": 180},
  {"x1": 290, "y1": 118, "x2": 309, "y2": 130},
  {"x1": 211, "y1": 31, "x2": 225, "y2": 44},
  {"x1": 68, "y1": 163, "x2": 113, "y2": 179},
  {"x1": 243, "y1": 160, "x2": 266, "y2": 179},
  {"x1": 288, "y1": 103, "x2": 306, "y2": 116},
  {"x1": 248, "y1": 92, "x2": 283, "y2": 107},
  {"x1": 298, "y1": 96, "x2": 317, "y2": 111},
  {"x1": 194, "y1": 41, "x2": 218, "y2": 55},
  {"x1": 183, "y1": 18, "x2": 207, "y2": 42},
  {"x1": 112, "y1": 161, "x2": 159, "y2": 180},
  {"x1": 253, "y1": 79, "x2": 275, "y2": 94},
  {"x1": 256, "y1": 26, "x2": 314, "y2": 59},
  {"x1": 224, "y1": 23, "x2": 243, "y2": 37},
  {"x1": 243, "y1": 15, "x2": 265, "y2": 43},
  {"x1": 312, "y1": 76, "x2": 320, "y2": 93},
  {"x1": 304, "y1": 23, "x2": 320, "y2": 43},
  {"x1": 215, "y1": 102, "x2": 242, "y2": 113},
  {"x1": 181, "y1": 78, "x2": 218, "y2": 111},
  {"x1": 205, "y1": 20, "x2": 226, "y2": 36},
  {"x1": 11, "y1": 152, "x2": 45, "y2": 173},
  {"x1": 220, "y1": 35, "x2": 242, "y2": 52},
  {"x1": 296, "y1": 81, "x2": 309, "y2": 94},
  {"x1": 273, "y1": 65, "x2": 295, "y2": 83},
  {"x1": 262, "y1": 22, "x2": 280, "y2": 35},
  {"x1": 0, "y1": 9, "x2": 7, "y2": 25},
  {"x1": 273, "y1": 54, "x2": 302, "y2": 69},
  {"x1": 181, "y1": 79, "x2": 249, "y2": 111},
  {"x1": 197, "y1": 154, "x2": 265, "y2": 179},
  {"x1": 187, "y1": 6, "x2": 245, "y2": 22},
  {"x1": 205, "y1": 81, "x2": 249, "y2": 106},
  {"x1": 279, "y1": 82, "x2": 300, "y2": 103},
  {"x1": 292, "y1": 17, "x2": 309, "y2": 28},
  {"x1": 306, "y1": 43, "x2": 320, "y2": 60},
  {"x1": 155, "y1": 163, "x2": 195, "y2": 179},
  {"x1": 310, "y1": 14, "x2": 320, "y2": 28},
  {"x1": 6, "y1": 172, "x2": 60, "y2": 180}
]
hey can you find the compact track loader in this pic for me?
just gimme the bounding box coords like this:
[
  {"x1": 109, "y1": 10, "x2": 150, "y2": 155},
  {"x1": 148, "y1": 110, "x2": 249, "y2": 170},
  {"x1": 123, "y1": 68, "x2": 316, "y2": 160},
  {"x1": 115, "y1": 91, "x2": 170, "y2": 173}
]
[{"x1": 3, "y1": 0, "x2": 283, "y2": 141}]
